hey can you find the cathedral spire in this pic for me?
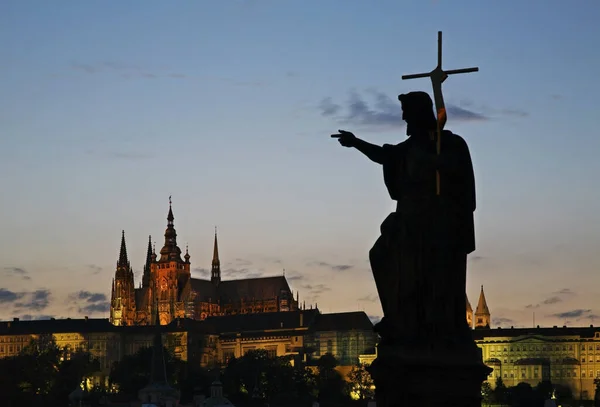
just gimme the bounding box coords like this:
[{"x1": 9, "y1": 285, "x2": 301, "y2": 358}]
[
  {"x1": 118, "y1": 230, "x2": 129, "y2": 268},
  {"x1": 211, "y1": 227, "x2": 221, "y2": 285},
  {"x1": 475, "y1": 285, "x2": 491, "y2": 329},
  {"x1": 159, "y1": 197, "x2": 183, "y2": 263},
  {"x1": 142, "y1": 235, "x2": 152, "y2": 288},
  {"x1": 167, "y1": 195, "x2": 174, "y2": 225}
]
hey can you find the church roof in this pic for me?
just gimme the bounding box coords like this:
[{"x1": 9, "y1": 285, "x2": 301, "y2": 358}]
[
  {"x1": 217, "y1": 275, "x2": 292, "y2": 302},
  {"x1": 475, "y1": 285, "x2": 490, "y2": 315},
  {"x1": 0, "y1": 317, "x2": 115, "y2": 335},
  {"x1": 189, "y1": 275, "x2": 293, "y2": 303},
  {"x1": 310, "y1": 311, "x2": 374, "y2": 332},
  {"x1": 190, "y1": 278, "x2": 218, "y2": 302}
]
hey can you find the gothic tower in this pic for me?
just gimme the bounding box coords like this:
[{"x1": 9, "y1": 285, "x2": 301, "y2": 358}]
[
  {"x1": 474, "y1": 285, "x2": 491, "y2": 329},
  {"x1": 466, "y1": 293, "x2": 474, "y2": 329},
  {"x1": 211, "y1": 227, "x2": 221, "y2": 285},
  {"x1": 150, "y1": 198, "x2": 191, "y2": 325},
  {"x1": 110, "y1": 231, "x2": 136, "y2": 326},
  {"x1": 142, "y1": 235, "x2": 152, "y2": 288}
]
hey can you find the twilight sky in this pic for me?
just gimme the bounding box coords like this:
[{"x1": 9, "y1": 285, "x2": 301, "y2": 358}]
[{"x1": 1, "y1": 0, "x2": 599, "y2": 328}]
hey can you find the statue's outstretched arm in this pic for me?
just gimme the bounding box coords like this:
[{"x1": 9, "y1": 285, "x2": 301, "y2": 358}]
[
  {"x1": 332, "y1": 129, "x2": 386, "y2": 164},
  {"x1": 353, "y1": 139, "x2": 385, "y2": 165}
]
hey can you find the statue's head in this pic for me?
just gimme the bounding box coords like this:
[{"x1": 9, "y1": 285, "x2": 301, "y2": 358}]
[{"x1": 398, "y1": 92, "x2": 436, "y2": 136}]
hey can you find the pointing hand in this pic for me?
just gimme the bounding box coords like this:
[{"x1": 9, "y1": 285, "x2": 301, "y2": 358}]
[{"x1": 330, "y1": 129, "x2": 357, "y2": 148}]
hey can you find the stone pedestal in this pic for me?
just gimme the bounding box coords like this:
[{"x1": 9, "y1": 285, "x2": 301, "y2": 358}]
[{"x1": 368, "y1": 343, "x2": 492, "y2": 407}]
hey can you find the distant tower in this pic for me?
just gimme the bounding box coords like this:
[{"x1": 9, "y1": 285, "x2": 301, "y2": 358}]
[
  {"x1": 466, "y1": 294, "x2": 474, "y2": 329},
  {"x1": 142, "y1": 235, "x2": 153, "y2": 288},
  {"x1": 150, "y1": 197, "x2": 191, "y2": 325},
  {"x1": 474, "y1": 285, "x2": 491, "y2": 329},
  {"x1": 211, "y1": 227, "x2": 221, "y2": 285},
  {"x1": 110, "y1": 231, "x2": 136, "y2": 326}
]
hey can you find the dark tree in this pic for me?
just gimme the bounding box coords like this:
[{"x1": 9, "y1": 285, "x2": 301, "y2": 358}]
[
  {"x1": 315, "y1": 353, "x2": 350, "y2": 405},
  {"x1": 0, "y1": 334, "x2": 98, "y2": 407},
  {"x1": 493, "y1": 376, "x2": 508, "y2": 405},
  {"x1": 221, "y1": 349, "x2": 316, "y2": 406}
]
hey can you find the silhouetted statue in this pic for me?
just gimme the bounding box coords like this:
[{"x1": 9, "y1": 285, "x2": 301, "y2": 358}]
[{"x1": 332, "y1": 91, "x2": 475, "y2": 349}]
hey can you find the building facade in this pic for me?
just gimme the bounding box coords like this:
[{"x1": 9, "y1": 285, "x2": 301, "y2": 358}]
[
  {"x1": 0, "y1": 310, "x2": 378, "y2": 390},
  {"x1": 110, "y1": 200, "x2": 299, "y2": 326},
  {"x1": 473, "y1": 327, "x2": 600, "y2": 400}
]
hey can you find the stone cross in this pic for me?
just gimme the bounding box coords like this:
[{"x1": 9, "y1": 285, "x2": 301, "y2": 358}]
[{"x1": 402, "y1": 31, "x2": 479, "y2": 195}]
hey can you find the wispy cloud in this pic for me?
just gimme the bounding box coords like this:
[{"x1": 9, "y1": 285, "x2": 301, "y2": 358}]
[
  {"x1": 69, "y1": 291, "x2": 107, "y2": 303},
  {"x1": 88, "y1": 265, "x2": 102, "y2": 275},
  {"x1": 14, "y1": 289, "x2": 51, "y2": 311},
  {"x1": 301, "y1": 284, "x2": 331, "y2": 295},
  {"x1": 193, "y1": 268, "x2": 210, "y2": 278},
  {"x1": 493, "y1": 317, "x2": 515, "y2": 326},
  {"x1": 550, "y1": 309, "x2": 592, "y2": 319},
  {"x1": 68, "y1": 61, "x2": 271, "y2": 89},
  {"x1": 320, "y1": 90, "x2": 528, "y2": 131},
  {"x1": 554, "y1": 288, "x2": 575, "y2": 296},
  {"x1": 3, "y1": 266, "x2": 31, "y2": 281},
  {"x1": 0, "y1": 288, "x2": 26, "y2": 304},
  {"x1": 526, "y1": 288, "x2": 576, "y2": 309},
  {"x1": 222, "y1": 268, "x2": 263, "y2": 279},
  {"x1": 542, "y1": 296, "x2": 562, "y2": 305},
  {"x1": 500, "y1": 108, "x2": 528, "y2": 118},
  {"x1": 68, "y1": 290, "x2": 109, "y2": 315},
  {"x1": 70, "y1": 61, "x2": 186, "y2": 80},
  {"x1": 261, "y1": 257, "x2": 283, "y2": 265},
  {"x1": 358, "y1": 294, "x2": 379, "y2": 302},
  {"x1": 79, "y1": 303, "x2": 110, "y2": 314},
  {"x1": 307, "y1": 261, "x2": 353, "y2": 272},
  {"x1": 319, "y1": 90, "x2": 489, "y2": 131}
]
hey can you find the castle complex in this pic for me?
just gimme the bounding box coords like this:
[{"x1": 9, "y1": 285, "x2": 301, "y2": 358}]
[
  {"x1": 109, "y1": 200, "x2": 298, "y2": 326},
  {"x1": 3, "y1": 198, "x2": 599, "y2": 400}
]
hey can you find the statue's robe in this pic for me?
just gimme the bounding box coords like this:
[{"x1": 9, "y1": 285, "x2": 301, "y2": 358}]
[{"x1": 369, "y1": 130, "x2": 476, "y2": 346}]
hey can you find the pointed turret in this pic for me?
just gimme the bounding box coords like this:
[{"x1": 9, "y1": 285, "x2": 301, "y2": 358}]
[
  {"x1": 474, "y1": 285, "x2": 491, "y2": 329},
  {"x1": 117, "y1": 230, "x2": 129, "y2": 269},
  {"x1": 142, "y1": 235, "x2": 153, "y2": 288},
  {"x1": 159, "y1": 197, "x2": 183, "y2": 263},
  {"x1": 211, "y1": 227, "x2": 221, "y2": 285},
  {"x1": 184, "y1": 244, "x2": 190, "y2": 264},
  {"x1": 110, "y1": 230, "x2": 136, "y2": 326}
]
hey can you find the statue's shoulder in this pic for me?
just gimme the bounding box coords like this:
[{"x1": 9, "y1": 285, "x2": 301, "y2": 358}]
[
  {"x1": 443, "y1": 130, "x2": 470, "y2": 150},
  {"x1": 382, "y1": 141, "x2": 409, "y2": 163},
  {"x1": 383, "y1": 139, "x2": 410, "y2": 150}
]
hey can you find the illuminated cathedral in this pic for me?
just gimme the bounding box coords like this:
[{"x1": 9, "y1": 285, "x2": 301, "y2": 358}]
[{"x1": 110, "y1": 199, "x2": 299, "y2": 326}]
